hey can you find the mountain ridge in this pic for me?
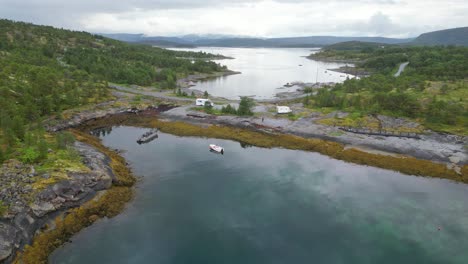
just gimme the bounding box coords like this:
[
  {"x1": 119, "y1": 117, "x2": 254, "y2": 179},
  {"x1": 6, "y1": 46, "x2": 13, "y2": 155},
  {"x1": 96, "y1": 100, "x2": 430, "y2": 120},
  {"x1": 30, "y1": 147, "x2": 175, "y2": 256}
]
[
  {"x1": 100, "y1": 33, "x2": 413, "y2": 47},
  {"x1": 101, "y1": 27, "x2": 468, "y2": 47},
  {"x1": 413, "y1": 27, "x2": 468, "y2": 46}
]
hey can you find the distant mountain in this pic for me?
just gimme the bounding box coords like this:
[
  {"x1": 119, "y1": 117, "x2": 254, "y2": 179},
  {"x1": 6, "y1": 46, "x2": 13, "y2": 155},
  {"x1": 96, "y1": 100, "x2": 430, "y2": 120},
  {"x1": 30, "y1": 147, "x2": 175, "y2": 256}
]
[
  {"x1": 179, "y1": 34, "x2": 248, "y2": 42},
  {"x1": 139, "y1": 39, "x2": 195, "y2": 48},
  {"x1": 100, "y1": 33, "x2": 413, "y2": 48},
  {"x1": 191, "y1": 36, "x2": 411, "y2": 47},
  {"x1": 101, "y1": 27, "x2": 468, "y2": 48},
  {"x1": 323, "y1": 41, "x2": 391, "y2": 51},
  {"x1": 267, "y1": 36, "x2": 411, "y2": 46},
  {"x1": 99, "y1": 33, "x2": 145, "y2": 42},
  {"x1": 412, "y1": 27, "x2": 468, "y2": 46}
]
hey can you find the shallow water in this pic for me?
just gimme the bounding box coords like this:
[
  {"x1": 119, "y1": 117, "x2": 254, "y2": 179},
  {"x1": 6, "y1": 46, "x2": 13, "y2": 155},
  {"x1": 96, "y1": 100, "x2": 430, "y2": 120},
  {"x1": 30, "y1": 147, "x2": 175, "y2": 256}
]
[
  {"x1": 51, "y1": 126, "x2": 468, "y2": 264},
  {"x1": 172, "y1": 47, "x2": 353, "y2": 99}
]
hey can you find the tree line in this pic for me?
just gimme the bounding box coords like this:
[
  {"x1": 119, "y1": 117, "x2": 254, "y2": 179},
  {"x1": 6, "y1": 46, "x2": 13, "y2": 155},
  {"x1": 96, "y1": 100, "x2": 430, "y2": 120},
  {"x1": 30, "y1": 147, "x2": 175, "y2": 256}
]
[
  {"x1": 306, "y1": 45, "x2": 468, "y2": 130},
  {"x1": 0, "y1": 19, "x2": 227, "y2": 163}
]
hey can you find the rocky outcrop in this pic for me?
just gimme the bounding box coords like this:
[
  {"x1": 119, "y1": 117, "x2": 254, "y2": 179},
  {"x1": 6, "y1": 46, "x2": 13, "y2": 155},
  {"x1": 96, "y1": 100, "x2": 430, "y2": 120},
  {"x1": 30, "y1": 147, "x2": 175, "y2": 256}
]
[
  {"x1": 45, "y1": 107, "x2": 131, "y2": 132},
  {"x1": 0, "y1": 142, "x2": 115, "y2": 263}
]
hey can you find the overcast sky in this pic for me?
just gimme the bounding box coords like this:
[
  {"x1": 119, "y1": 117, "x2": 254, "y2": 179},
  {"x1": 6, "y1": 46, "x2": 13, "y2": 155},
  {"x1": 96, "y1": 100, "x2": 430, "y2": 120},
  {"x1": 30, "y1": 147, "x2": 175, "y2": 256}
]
[{"x1": 1, "y1": 0, "x2": 467, "y2": 38}]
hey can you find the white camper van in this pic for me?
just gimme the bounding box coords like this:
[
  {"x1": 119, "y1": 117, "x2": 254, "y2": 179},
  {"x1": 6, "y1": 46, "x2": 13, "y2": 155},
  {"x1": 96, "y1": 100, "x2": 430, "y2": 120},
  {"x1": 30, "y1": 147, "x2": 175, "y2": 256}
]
[
  {"x1": 196, "y1": 98, "x2": 214, "y2": 107},
  {"x1": 276, "y1": 106, "x2": 292, "y2": 114}
]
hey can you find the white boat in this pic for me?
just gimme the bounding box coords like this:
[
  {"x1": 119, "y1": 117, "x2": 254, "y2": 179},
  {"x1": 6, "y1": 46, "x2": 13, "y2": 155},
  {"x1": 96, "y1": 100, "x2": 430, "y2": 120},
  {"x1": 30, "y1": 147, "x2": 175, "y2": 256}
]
[{"x1": 209, "y1": 144, "x2": 224, "y2": 154}]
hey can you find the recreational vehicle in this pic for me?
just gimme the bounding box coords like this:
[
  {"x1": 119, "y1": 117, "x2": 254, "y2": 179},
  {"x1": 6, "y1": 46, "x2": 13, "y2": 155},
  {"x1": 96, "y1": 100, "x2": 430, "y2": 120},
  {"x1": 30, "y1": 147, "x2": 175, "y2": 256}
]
[{"x1": 196, "y1": 98, "x2": 214, "y2": 107}]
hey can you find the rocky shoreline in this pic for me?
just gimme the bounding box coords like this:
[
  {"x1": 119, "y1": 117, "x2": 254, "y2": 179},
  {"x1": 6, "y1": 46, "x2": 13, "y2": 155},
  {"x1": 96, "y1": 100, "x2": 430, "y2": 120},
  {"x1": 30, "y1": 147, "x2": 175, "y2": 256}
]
[
  {"x1": 0, "y1": 142, "x2": 117, "y2": 263},
  {"x1": 177, "y1": 70, "x2": 241, "y2": 89},
  {"x1": 158, "y1": 107, "x2": 467, "y2": 167},
  {"x1": 1, "y1": 87, "x2": 466, "y2": 262},
  {"x1": 44, "y1": 98, "x2": 468, "y2": 168},
  {"x1": 327, "y1": 66, "x2": 371, "y2": 78}
]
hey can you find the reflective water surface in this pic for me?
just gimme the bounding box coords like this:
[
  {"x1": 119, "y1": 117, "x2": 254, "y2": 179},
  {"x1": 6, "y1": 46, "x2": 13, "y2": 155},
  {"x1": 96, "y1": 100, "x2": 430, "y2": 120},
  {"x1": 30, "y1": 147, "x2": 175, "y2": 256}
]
[
  {"x1": 173, "y1": 47, "x2": 353, "y2": 99},
  {"x1": 51, "y1": 126, "x2": 468, "y2": 264}
]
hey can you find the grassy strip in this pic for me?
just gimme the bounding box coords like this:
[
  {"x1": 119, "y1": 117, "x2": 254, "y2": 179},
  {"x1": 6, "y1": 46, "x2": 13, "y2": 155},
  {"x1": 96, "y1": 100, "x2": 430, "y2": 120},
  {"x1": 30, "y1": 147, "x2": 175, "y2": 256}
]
[
  {"x1": 15, "y1": 130, "x2": 135, "y2": 264},
  {"x1": 119, "y1": 116, "x2": 466, "y2": 183},
  {"x1": 70, "y1": 130, "x2": 136, "y2": 187}
]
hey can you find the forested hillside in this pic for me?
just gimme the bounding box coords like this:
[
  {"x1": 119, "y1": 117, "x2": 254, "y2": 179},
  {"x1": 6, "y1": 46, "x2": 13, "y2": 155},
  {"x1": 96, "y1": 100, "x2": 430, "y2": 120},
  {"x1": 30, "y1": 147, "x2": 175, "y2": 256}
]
[
  {"x1": 413, "y1": 27, "x2": 468, "y2": 46},
  {"x1": 306, "y1": 44, "x2": 468, "y2": 134},
  {"x1": 0, "y1": 19, "x2": 225, "y2": 163}
]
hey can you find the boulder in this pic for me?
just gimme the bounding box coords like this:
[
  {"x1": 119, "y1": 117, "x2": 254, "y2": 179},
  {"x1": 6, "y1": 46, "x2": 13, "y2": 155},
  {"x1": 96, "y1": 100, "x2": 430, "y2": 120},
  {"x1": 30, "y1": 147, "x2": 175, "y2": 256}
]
[
  {"x1": 0, "y1": 223, "x2": 17, "y2": 262},
  {"x1": 30, "y1": 202, "x2": 55, "y2": 218}
]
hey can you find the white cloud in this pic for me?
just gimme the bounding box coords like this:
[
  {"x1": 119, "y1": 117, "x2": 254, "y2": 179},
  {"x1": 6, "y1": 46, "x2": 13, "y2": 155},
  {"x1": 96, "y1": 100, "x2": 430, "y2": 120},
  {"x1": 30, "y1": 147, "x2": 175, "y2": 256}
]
[{"x1": 0, "y1": 0, "x2": 467, "y2": 37}]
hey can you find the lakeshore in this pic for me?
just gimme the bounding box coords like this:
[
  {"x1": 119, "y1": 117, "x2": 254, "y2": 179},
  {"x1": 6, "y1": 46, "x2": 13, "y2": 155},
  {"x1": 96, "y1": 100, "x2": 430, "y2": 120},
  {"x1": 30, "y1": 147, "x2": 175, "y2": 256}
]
[
  {"x1": 1, "y1": 47, "x2": 467, "y2": 263},
  {"x1": 50, "y1": 126, "x2": 468, "y2": 264},
  {"x1": 2, "y1": 88, "x2": 468, "y2": 262},
  {"x1": 1, "y1": 17, "x2": 467, "y2": 264}
]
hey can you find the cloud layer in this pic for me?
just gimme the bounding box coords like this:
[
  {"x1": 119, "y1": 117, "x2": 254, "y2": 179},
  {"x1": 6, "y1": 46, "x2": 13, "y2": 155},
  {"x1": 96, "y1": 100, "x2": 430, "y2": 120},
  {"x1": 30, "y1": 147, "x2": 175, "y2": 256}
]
[{"x1": 0, "y1": 0, "x2": 467, "y2": 37}]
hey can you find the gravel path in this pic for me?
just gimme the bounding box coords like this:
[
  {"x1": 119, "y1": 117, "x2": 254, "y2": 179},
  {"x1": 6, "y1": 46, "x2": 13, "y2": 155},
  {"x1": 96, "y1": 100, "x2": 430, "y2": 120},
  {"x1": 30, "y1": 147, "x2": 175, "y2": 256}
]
[{"x1": 394, "y1": 62, "x2": 409, "y2": 77}]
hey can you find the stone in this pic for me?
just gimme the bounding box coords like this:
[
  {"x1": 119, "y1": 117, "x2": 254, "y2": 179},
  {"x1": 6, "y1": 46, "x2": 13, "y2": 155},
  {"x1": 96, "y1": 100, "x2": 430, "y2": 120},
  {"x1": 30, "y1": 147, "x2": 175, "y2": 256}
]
[
  {"x1": 0, "y1": 223, "x2": 16, "y2": 262},
  {"x1": 449, "y1": 155, "x2": 462, "y2": 164},
  {"x1": 30, "y1": 201, "x2": 55, "y2": 217}
]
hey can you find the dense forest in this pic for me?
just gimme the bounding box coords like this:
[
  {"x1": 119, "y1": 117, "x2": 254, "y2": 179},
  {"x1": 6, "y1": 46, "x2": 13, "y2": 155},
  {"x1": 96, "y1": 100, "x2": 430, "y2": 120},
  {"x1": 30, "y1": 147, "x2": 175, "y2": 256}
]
[
  {"x1": 0, "y1": 19, "x2": 225, "y2": 163},
  {"x1": 306, "y1": 43, "x2": 468, "y2": 134}
]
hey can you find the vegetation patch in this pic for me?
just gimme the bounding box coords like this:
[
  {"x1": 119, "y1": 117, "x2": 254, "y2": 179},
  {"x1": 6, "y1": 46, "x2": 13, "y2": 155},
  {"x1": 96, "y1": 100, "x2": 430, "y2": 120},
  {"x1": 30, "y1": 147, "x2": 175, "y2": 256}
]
[
  {"x1": 306, "y1": 45, "x2": 468, "y2": 135},
  {"x1": 14, "y1": 130, "x2": 135, "y2": 264},
  {"x1": 318, "y1": 116, "x2": 424, "y2": 134},
  {"x1": 70, "y1": 130, "x2": 135, "y2": 186},
  {"x1": 0, "y1": 201, "x2": 7, "y2": 216}
]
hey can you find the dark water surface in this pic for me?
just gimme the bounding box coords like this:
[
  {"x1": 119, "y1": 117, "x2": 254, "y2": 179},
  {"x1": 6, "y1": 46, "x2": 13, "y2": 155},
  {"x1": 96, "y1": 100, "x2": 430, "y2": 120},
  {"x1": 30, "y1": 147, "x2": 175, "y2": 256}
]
[{"x1": 51, "y1": 126, "x2": 468, "y2": 264}]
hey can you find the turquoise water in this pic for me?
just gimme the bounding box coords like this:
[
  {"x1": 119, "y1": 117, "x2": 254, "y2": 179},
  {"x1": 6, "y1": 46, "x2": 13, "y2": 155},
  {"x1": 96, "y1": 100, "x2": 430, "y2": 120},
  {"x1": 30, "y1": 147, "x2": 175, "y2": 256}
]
[{"x1": 51, "y1": 126, "x2": 468, "y2": 264}]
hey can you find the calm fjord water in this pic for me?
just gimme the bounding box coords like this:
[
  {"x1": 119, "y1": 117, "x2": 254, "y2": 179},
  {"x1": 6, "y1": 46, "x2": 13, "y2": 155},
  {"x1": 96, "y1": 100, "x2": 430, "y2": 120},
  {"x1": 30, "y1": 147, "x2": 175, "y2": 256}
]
[
  {"x1": 172, "y1": 47, "x2": 353, "y2": 99},
  {"x1": 51, "y1": 126, "x2": 468, "y2": 264}
]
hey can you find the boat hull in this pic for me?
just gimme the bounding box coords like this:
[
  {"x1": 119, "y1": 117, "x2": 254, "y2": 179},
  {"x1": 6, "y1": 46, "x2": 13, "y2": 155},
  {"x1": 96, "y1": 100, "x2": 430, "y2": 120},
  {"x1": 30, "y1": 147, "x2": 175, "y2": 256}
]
[{"x1": 209, "y1": 144, "x2": 224, "y2": 154}]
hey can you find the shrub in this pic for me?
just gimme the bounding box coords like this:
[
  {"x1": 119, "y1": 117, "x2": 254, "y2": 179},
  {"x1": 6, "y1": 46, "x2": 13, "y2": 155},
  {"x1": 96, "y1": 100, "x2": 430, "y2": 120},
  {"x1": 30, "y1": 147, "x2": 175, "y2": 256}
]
[
  {"x1": 21, "y1": 147, "x2": 40, "y2": 163},
  {"x1": 56, "y1": 132, "x2": 76, "y2": 149},
  {"x1": 221, "y1": 104, "x2": 237, "y2": 115}
]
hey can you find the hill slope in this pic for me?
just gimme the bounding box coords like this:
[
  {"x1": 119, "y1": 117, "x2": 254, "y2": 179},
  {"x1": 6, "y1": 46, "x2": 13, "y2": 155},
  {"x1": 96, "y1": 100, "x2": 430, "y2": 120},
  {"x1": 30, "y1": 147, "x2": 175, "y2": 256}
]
[
  {"x1": 0, "y1": 19, "x2": 224, "y2": 163},
  {"x1": 413, "y1": 27, "x2": 468, "y2": 46}
]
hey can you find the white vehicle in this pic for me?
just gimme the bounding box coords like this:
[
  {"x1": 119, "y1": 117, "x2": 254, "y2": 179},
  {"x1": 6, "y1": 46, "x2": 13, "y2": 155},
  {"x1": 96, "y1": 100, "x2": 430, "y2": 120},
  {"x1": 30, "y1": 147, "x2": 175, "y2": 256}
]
[
  {"x1": 196, "y1": 98, "x2": 214, "y2": 107},
  {"x1": 276, "y1": 106, "x2": 292, "y2": 114}
]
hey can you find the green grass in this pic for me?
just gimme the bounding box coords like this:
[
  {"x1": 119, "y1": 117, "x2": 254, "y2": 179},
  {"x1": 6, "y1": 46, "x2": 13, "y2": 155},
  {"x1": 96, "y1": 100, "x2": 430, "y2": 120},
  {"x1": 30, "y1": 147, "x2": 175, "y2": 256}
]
[
  {"x1": 0, "y1": 201, "x2": 7, "y2": 216},
  {"x1": 328, "y1": 131, "x2": 345, "y2": 137},
  {"x1": 32, "y1": 148, "x2": 89, "y2": 190},
  {"x1": 17, "y1": 129, "x2": 136, "y2": 264}
]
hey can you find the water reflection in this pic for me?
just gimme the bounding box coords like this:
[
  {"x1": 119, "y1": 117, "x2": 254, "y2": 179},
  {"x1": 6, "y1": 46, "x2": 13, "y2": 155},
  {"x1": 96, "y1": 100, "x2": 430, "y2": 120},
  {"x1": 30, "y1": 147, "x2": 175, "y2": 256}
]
[
  {"x1": 171, "y1": 47, "x2": 354, "y2": 99},
  {"x1": 89, "y1": 126, "x2": 113, "y2": 137},
  {"x1": 52, "y1": 126, "x2": 468, "y2": 264}
]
